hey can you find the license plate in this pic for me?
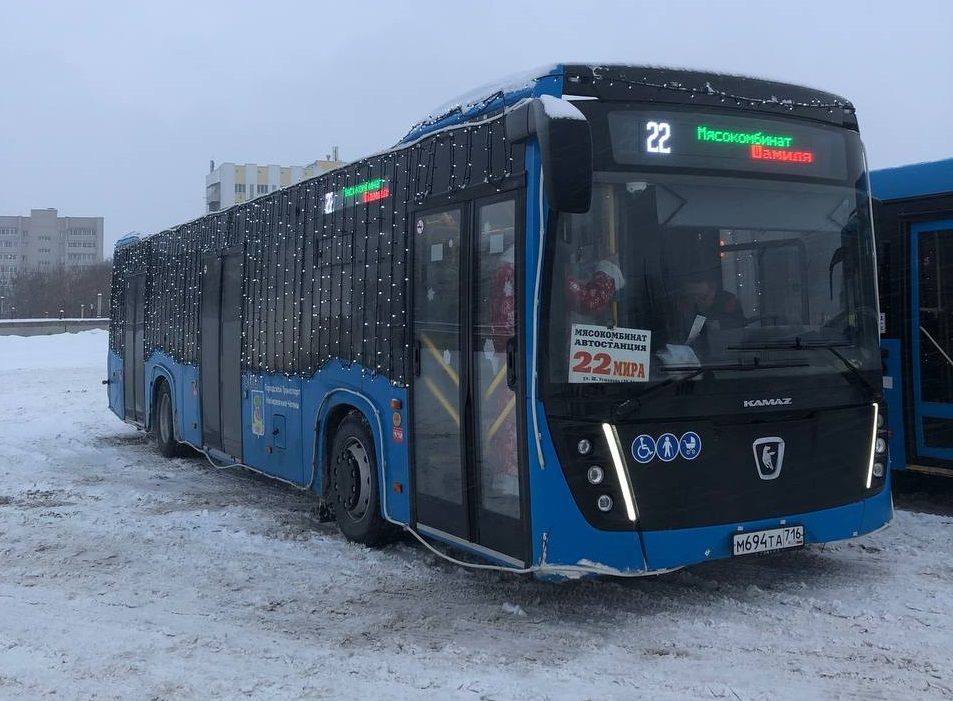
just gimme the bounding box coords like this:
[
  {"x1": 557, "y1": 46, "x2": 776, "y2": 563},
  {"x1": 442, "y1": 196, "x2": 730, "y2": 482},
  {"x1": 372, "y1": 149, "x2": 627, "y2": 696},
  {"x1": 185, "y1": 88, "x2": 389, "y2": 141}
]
[{"x1": 732, "y1": 525, "x2": 804, "y2": 556}]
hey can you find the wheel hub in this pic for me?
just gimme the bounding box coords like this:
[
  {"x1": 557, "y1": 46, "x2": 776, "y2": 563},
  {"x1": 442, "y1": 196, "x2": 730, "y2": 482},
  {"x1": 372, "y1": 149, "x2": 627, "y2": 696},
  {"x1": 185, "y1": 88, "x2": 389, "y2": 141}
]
[{"x1": 334, "y1": 436, "x2": 371, "y2": 521}]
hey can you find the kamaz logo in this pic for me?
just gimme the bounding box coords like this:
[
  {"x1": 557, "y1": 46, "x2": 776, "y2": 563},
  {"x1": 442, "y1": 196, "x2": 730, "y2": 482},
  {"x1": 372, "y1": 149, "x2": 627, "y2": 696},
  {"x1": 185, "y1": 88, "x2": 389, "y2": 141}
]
[{"x1": 743, "y1": 397, "x2": 792, "y2": 408}]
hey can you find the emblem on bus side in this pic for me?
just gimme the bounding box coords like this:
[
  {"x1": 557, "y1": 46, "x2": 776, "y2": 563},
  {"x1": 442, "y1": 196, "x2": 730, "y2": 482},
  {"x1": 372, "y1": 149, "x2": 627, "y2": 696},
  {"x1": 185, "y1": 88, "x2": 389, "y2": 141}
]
[{"x1": 752, "y1": 437, "x2": 785, "y2": 480}]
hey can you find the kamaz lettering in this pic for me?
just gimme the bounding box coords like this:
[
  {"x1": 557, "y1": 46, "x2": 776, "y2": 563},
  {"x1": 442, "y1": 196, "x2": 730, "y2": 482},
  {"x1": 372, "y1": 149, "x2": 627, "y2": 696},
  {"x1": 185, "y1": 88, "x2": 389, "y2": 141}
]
[{"x1": 743, "y1": 398, "x2": 793, "y2": 408}]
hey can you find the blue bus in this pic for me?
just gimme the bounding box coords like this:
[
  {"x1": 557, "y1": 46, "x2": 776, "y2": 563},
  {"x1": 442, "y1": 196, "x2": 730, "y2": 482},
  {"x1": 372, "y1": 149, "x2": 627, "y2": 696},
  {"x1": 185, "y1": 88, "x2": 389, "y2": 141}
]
[
  {"x1": 872, "y1": 158, "x2": 953, "y2": 476},
  {"x1": 108, "y1": 64, "x2": 891, "y2": 577}
]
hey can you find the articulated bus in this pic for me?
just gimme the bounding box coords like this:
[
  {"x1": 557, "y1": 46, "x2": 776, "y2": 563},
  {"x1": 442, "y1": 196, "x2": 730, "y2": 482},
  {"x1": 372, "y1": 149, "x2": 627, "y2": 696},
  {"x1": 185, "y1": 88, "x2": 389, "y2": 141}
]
[
  {"x1": 872, "y1": 158, "x2": 953, "y2": 476},
  {"x1": 108, "y1": 64, "x2": 891, "y2": 577}
]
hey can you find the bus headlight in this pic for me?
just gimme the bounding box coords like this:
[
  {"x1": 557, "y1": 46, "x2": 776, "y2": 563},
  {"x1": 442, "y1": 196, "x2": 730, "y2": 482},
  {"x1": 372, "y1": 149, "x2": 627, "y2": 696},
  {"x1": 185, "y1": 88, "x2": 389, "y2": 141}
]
[
  {"x1": 577, "y1": 438, "x2": 592, "y2": 455},
  {"x1": 875, "y1": 437, "x2": 887, "y2": 454},
  {"x1": 872, "y1": 461, "x2": 885, "y2": 478},
  {"x1": 597, "y1": 494, "x2": 613, "y2": 512},
  {"x1": 587, "y1": 465, "x2": 605, "y2": 485}
]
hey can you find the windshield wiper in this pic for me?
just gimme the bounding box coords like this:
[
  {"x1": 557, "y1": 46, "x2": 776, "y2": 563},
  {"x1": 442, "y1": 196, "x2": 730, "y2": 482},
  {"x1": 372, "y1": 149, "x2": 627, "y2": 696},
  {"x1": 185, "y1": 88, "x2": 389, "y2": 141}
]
[
  {"x1": 612, "y1": 360, "x2": 809, "y2": 421},
  {"x1": 728, "y1": 339, "x2": 876, "y2": 394}
]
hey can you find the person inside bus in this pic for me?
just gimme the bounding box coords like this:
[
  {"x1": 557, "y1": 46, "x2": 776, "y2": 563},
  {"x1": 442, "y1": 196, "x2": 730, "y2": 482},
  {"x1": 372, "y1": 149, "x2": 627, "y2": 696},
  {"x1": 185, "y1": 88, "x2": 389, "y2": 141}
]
[
  {"x1": 681, "y1": 277, "x2": 745, "y2": 332},
  {"x1": 565, "y1": 252, "x2": 625, "y2": 319}
]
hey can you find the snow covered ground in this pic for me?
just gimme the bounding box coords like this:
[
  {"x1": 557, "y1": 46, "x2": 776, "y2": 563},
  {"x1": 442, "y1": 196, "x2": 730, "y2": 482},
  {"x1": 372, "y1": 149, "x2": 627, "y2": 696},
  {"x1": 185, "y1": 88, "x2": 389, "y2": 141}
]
[{"x1": 1, "y1": 331, "x2": 952, "y2": 700}]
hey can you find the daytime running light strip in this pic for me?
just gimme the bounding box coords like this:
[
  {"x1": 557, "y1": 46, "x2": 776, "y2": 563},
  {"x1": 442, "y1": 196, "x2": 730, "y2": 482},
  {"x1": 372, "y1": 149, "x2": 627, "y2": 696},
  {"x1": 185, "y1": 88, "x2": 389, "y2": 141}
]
[
  {"x1": 602, "y1": 423, "x2": 637, "y2": 522},
  {"x1": 865, "y1": 403, "x2": 879, "y2": 489}
]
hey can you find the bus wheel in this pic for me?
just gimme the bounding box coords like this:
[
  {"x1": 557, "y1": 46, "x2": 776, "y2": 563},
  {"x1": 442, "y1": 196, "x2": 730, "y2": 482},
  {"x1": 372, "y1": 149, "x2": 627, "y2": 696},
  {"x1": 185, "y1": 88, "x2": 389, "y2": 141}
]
[
  {"x1": 330, "y1": 413, "x2": 393, "y2": 546},
  {"x1": 154, "y1": 382, "x2": 187, "y2": 458}
]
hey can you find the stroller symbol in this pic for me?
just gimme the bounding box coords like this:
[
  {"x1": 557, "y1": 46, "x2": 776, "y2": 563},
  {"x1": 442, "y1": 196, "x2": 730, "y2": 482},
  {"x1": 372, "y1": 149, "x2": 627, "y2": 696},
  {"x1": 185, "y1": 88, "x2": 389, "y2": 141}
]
[{"x1": 679, "y1": 431, "x2": 702, "y2": 460}]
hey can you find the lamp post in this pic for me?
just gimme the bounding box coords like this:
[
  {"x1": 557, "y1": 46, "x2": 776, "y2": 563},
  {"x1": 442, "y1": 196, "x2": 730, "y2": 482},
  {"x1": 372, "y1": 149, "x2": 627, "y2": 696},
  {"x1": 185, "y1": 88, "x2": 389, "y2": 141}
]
[
  {"x1": 80, "y1": 304, "x2": 85, "y2": 319},
  {"x1": 97, "y1": 292, "x2": 102, "y2": 318}
]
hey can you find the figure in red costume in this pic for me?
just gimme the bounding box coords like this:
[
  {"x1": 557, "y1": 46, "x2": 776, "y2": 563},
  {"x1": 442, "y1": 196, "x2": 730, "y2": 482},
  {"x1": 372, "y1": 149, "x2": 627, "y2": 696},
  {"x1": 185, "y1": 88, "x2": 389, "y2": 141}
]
[
  {"x1": 566, "y1": 254, "x2": 625, "y2": 319},
  {"x1": 490, "y1": 245, "x2": 516, "y2": 343}
]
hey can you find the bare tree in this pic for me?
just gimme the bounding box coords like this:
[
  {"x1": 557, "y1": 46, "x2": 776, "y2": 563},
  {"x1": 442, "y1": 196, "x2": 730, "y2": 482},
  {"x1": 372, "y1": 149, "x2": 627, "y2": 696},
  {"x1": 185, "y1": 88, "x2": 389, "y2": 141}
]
[{"x1": 6, "y1": 261, "x2": 112, "y2": 318}]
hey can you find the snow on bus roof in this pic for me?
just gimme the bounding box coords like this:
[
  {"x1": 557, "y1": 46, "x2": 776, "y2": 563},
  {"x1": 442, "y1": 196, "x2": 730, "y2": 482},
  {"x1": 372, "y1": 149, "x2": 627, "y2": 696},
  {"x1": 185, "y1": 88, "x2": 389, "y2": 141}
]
[{"x1": 411, "y1": 65, "x2": 560, "y2": 127}]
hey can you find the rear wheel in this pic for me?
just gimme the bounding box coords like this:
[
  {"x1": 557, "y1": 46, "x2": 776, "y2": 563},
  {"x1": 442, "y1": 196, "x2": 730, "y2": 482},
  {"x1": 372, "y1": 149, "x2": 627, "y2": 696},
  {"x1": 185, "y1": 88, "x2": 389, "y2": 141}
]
[
  {"x1": 329, "y1": 413, "x2": 395, "y2": 546},
  {"x1": 154, "y1": 382, "x2": 187, "y2": 458}
]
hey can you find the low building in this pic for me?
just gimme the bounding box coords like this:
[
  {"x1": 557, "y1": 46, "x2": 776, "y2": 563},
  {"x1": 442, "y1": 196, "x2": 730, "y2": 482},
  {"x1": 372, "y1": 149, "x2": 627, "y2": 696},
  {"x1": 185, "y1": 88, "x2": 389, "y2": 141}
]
[
  {"x1": 0, "y1": 208, "x2": 104, "y2": 286},
  {"x1": 205, "y1": 150, "x2": 345, "y2": 213}
]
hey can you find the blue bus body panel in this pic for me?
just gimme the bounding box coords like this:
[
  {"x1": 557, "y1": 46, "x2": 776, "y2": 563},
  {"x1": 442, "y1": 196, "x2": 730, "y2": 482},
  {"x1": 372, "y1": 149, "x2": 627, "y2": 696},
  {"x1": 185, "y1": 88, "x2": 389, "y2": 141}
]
[
  {"x1": 870, "y1": 158, "x2": 953, "y2": 201},
  {"x1": 143, "y1": 352, "x2": 201, "y2": 446},
  {"x1": 242, "y1": 373, "x2": 305, "y2": 483},
  {"x1": 881, "y1": 337, "x2": 906, "y2": 470},
  {"x1": 238, "y1": 361, "x2": 412, "y2": 524}
]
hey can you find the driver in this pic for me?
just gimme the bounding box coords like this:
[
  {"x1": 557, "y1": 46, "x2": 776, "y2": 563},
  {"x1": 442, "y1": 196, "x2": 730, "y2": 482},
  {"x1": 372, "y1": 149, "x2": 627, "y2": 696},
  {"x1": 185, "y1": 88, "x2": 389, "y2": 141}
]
[{"x1": 682, "y1": 277, "x2": 745, "y2": 331}]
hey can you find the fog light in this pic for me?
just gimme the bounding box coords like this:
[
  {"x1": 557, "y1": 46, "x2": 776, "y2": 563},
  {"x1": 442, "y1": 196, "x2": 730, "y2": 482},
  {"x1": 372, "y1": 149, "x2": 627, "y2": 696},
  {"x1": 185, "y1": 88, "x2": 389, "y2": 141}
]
[
  {"x1": 597, "y1": 494, "x2": 613, "y2": 512},
  {"x1": 587, "y1": 465, "x2": 605, "y2": 485},
  {"x1": 577, "y1": 438, "x2": 592, "y2": 455},
  {"x1": 872, "y1": 461, "x2": 885, "y2": 478},
  {"x1": 875, "y1": 437, "x2": 887, "y2": 454}
]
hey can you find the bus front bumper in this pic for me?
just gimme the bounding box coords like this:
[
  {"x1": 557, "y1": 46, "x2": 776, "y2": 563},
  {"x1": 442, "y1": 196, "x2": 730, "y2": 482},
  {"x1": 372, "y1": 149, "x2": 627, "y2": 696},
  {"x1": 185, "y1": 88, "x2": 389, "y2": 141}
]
[{"x1": 637, "y1": 481, "x2": 893, "y2": 572}]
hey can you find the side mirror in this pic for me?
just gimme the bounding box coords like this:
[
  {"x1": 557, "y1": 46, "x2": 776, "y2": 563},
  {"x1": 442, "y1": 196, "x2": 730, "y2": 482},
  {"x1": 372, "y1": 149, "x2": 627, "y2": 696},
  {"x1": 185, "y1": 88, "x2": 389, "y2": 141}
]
[{"x1": 506, "y1": 96, "x2": 592, "y2": 213}]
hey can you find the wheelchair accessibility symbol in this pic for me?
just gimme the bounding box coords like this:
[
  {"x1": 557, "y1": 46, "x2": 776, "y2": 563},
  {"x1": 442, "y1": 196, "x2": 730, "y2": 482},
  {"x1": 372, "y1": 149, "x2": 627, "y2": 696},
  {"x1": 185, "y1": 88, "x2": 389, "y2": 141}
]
[{"x1": 631, "y1": 434, "x2": 656, "y2": 464}]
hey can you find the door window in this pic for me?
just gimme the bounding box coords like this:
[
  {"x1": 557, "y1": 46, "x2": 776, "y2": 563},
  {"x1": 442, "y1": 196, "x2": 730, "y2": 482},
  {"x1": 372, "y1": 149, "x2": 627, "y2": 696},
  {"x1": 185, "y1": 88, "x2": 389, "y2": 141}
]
[
  {"x1": 918, "y1": 229, "x2": 953, "y2": 404},
  {"x1": 412, "y1": 210, "x2": 464, "y2": 508},
  {"x1": 473, "y1": 199, "x2": 520, "y2": 518}
]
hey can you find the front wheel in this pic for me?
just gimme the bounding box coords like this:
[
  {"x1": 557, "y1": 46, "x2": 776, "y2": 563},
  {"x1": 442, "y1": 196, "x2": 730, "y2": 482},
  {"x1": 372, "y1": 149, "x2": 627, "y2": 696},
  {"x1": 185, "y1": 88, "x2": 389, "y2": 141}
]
[
  {"x1": 154, "y1": 382, "x2": 188, "y2": 458},
  {"x1": 329, "y1": 413, "x2": 395, "y2": 546}
]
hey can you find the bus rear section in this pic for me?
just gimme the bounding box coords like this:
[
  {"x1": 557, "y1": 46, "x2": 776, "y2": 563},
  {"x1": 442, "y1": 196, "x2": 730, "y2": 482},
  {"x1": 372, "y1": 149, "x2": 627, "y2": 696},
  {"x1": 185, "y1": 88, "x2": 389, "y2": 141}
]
[{"x1": 872, "y1": 158, "x2": 953, "y2": 478}]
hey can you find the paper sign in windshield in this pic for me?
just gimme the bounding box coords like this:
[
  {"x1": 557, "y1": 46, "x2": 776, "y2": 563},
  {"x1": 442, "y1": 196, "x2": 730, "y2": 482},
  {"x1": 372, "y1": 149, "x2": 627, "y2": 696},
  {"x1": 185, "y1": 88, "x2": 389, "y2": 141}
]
[{"x1": 569, "y1": 324, "x2": 651, "y2": 383}]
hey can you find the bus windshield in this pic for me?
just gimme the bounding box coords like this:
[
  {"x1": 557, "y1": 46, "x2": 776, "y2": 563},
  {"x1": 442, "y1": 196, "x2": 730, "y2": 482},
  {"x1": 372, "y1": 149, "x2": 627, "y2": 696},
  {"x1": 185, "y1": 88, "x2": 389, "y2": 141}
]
[{"x1": 543, "y1": 172, "x2": 880, "y2": 405}]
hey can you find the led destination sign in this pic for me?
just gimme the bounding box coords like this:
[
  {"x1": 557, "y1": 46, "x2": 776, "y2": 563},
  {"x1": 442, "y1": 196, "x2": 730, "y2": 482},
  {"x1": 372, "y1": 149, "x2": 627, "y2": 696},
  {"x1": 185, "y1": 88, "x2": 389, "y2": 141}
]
[
  {"x1": 324, "y1": 178, "x2": 390, "y2": 213},
  {"x1": 609, "y1": 111, "x2": 847, "y2": 179},
  {"x1": 696, "y1": 125, "x2": 814, "y2": 164}
]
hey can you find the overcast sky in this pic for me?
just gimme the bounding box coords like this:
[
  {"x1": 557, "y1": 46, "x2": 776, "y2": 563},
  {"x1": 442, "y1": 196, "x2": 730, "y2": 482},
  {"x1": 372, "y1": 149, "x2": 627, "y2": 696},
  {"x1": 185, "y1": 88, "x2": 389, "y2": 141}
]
[{"x1": 1, "y1": 0, "x2": 951, "y2": 251}]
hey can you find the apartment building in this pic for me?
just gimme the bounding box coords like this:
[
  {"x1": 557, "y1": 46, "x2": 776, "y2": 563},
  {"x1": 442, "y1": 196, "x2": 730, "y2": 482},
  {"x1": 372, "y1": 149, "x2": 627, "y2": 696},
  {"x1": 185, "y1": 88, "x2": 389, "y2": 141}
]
[
  {"x1": 205, "y1": 150, "x2": 345, "y2": 213},
  {"x1": 0, "y1": 208, "x2": 104, "y2": 285}
]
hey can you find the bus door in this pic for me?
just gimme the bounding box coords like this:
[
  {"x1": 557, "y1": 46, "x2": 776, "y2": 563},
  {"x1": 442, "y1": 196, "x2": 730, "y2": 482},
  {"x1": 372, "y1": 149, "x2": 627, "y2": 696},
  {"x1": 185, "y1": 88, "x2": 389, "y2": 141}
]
[
  {"x1": 122, "y1": 272, "x2": 146, "y2": 423},
  {"x1": 410, "y1": 197, "x2": 526, "y2": 564},
  {"x1": 911, "y1": 219, "x2": 953, "y2": 463},
  {"x1": 200, "y1": 248, "x2": 244, "y2": 459}
]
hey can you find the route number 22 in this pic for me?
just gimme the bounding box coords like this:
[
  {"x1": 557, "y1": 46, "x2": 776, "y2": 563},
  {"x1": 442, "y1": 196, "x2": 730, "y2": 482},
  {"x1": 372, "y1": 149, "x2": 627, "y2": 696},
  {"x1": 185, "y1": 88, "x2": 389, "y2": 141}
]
[
  {"x1": 645, "y1": 121, "x2": 672, "y2": 154},
  {"x1": 572, "y1": 351, "x2": 612, "y2": 376}
]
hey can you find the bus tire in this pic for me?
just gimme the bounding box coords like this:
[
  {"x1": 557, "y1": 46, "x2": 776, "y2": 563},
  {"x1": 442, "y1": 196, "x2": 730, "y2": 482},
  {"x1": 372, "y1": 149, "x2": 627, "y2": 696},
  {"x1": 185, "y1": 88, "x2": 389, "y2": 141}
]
[
  {"x1": 154, "y1": 381, "x2": 188, "y2": 458},
  {"x1": 329, "y1": 412, "x2": 394, "y2": 546}
]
